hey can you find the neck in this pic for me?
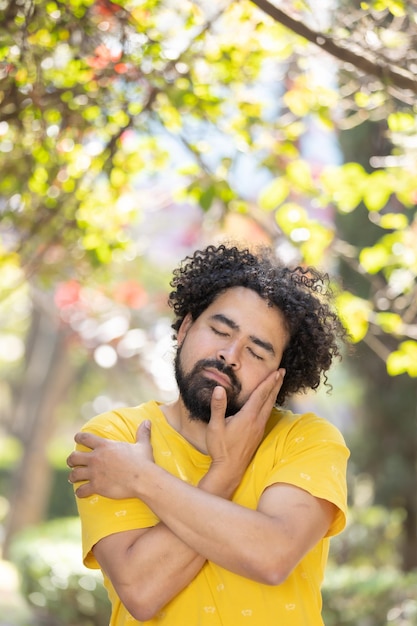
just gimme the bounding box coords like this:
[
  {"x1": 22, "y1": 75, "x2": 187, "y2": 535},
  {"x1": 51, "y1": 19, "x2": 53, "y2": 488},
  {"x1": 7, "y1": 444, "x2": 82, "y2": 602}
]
[{"x1": 161, "y1": 396, "x2": 209, "y2": 454}]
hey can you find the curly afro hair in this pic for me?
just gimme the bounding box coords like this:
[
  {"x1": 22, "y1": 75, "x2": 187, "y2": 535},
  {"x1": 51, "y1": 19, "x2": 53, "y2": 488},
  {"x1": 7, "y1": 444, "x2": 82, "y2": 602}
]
[{"x1": 168, "y1": 244, "x2": 348, "y2": 405}]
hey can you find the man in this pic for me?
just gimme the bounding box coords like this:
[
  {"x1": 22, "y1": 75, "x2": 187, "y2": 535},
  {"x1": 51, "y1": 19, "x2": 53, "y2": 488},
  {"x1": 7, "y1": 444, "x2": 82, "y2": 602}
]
[{"x1": 67, "y1": 243, "x2": 350, "y2": 626}]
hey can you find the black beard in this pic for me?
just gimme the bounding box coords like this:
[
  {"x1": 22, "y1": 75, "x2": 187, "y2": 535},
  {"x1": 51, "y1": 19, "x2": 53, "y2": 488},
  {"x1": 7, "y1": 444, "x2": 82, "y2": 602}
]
[{"x1": 174, "y1": 348, "x2": 243, "y2": 424}]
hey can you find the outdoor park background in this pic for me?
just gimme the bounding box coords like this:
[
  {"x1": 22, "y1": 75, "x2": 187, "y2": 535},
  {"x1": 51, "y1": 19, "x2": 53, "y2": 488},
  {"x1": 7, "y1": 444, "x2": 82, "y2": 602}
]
[{"x1": 0, "y1": 0, "x2": 416, "y2": 624}]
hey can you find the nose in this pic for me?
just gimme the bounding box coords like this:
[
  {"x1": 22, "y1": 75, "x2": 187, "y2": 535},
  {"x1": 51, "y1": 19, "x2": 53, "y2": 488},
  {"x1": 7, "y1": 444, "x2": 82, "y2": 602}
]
[{"x1": 217, "y1": 342, "x2": 241, "y2": 370}]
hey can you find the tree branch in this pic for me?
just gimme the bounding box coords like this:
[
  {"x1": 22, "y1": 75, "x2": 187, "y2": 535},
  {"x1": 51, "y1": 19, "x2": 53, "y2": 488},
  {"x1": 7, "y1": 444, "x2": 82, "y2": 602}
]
[{"x1": 249, "y1": 0, "x2": 417, "y2": 96}]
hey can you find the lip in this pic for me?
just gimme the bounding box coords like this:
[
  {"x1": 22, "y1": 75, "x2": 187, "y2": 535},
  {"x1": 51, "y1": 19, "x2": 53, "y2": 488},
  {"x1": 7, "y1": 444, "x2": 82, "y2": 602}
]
[{"x1": 203, "y1": 367, "x2": 232, "y2": 389}]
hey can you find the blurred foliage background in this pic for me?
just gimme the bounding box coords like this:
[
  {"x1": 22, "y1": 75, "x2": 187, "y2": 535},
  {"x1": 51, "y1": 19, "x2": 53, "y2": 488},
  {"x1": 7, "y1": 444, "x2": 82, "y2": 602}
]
[{"x1": 0, "y1": 0, "x2": 416, "y2": 624}]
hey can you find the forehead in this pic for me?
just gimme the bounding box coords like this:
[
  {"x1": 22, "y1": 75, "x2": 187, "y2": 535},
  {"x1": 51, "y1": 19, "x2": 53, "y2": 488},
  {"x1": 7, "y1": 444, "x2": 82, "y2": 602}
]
[{"x1": 203, "y1": 287, "x2": 288, "y2": 340}]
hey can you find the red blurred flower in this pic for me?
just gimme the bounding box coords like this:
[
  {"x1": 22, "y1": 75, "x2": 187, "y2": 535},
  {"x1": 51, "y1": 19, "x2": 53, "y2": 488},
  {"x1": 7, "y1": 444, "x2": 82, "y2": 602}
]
[
  {"x1": 54, "y1": 280, "x2": 82, "y2": 309},
  {"x1": 87, "y1": 44, "x2": 122, "y2": 69},
  {"x1": 113, "y1": 281, "x2": 148, "y2": 309}
]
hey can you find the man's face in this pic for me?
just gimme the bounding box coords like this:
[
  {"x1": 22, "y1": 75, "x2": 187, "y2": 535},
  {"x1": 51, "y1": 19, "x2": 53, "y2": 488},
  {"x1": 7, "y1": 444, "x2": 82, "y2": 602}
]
[
  {"x1": 175, "y1": 287, "x2": 289, "y2": 423},
  {"x1": 174, "y1": 350, "x2": 243, "y2": 423}
]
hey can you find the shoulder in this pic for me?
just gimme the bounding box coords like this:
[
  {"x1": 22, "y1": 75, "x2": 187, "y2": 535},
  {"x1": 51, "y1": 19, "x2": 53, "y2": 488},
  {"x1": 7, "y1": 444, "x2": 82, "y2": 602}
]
[
  {"x1": 262, "y1": 409, "x2": 349, "y2": 536},
  {"x1": 267, "y1": 407, "x2": 347, "y2": 446},
  {"x1": 80, "y1": 400, "x2": 161, "y2": 442}
]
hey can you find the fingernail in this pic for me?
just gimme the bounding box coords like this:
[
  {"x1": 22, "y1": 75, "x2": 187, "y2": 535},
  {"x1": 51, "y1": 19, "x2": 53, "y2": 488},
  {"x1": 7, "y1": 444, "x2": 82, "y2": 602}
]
[
  {"x1": 213, "y1": 386, "x2": 224, "y2": 399},
  {"x1": 276, "y1": 369, "x2": 285, "y2": 381}
]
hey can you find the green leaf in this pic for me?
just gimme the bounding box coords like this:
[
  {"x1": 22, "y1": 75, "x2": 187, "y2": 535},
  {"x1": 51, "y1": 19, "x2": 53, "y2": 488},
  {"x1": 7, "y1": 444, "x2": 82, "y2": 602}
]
[
  {"x1": 320, "y1": 163, "x2": 367, "y2": 213},
  {"x1": 83, "y1": 106, "x2": 101, "y2": 122},
  {"x1": 373, "y1": 0, "x2": 406, "y2": 16},
  {"x1": 275, "y1": 202, "x2": 308, "y2": 234},
  {"x1": 379, "y1": 213, "x2": 408, "y2": 230},
  {"x1": 109, "y1": 110, "x2": 131, "y2": 128},
  {"x1": 199, "y1": 185, "x2": 215, "y2": 211},
  {"x1": 363, "y1": 171, "x2": 392, "y2": 211},
  {"x1": 258, "y1": 178, "x2": 289, "y2": 211},
  {"x1": 82, "y1": 233, "x2": 102, "y2": 250},
  {"x1": 387, "y1": 112, "x2": 415, "y2": 132},
  {"x1": 156, "y1": 95, "x2": 183, "y2": 132},
  {"x1": 300, "y1": 222, "x2": 334, "y2": 265},
  {"x1": 336, "y1": 292, "x2": 370, "y2": 342},
  {"x1": 110, "y1": 168, "x2": 127, "y2": 188},
  {"x1": 286, "y1": 159, "x2": 314, "y2": 193},
  {"x1": 386, "y1": 341, "x2": 417, "y2": 377},
  {"x1": 354, "y1": 92, "x2": 370, "y2": 108},
  {"x1": 359, "y1": 245, "x2": 390, "y2": 274},
  {"x1": 375, "y1": 312, "x2": 403, "y2": 334}
]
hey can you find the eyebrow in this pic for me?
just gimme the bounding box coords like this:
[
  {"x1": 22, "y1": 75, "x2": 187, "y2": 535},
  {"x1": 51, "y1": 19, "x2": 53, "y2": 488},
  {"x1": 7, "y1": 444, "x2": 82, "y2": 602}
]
[{"x1": 210, "y1": 313, "x2": 276, "y2": 357}]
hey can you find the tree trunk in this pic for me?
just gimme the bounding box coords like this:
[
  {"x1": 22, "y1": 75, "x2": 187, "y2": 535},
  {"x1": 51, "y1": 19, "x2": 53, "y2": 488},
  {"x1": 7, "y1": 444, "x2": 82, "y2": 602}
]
[
  {"x1": 3, "y1": 303, "x2": 74, "y2": 557},
  {"x1": 337, "y1": 120, "x2": 417, "y2": 570}
]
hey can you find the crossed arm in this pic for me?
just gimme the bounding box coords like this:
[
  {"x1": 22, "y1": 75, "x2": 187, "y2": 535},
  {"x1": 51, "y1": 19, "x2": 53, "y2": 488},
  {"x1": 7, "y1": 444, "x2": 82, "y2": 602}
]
[{"x1": 67, "y1": 373, "x2": 336, "y2": 621}]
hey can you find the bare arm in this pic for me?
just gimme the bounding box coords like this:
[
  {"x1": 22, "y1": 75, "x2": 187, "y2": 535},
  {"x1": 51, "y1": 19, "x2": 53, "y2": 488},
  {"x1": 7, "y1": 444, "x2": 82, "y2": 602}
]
[
  {"x1": 92, "y1": 459, "x2": 237, "y2": 622},
  {"x1": 124, "y1": 455, "x2": 336, "y2": 586},
  {"x1": 68, "y1": 370, "x2": 285, "y2": 620},
  {"x1": 91, "y1": 419, "x2": 250, "y2": 622}
]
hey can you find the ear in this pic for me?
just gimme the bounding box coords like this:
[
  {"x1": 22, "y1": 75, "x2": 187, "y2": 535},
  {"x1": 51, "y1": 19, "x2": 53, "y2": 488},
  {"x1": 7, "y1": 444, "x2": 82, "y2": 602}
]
[{"x1": 177, "y1": 313, "x2": 193, "y2": 346}]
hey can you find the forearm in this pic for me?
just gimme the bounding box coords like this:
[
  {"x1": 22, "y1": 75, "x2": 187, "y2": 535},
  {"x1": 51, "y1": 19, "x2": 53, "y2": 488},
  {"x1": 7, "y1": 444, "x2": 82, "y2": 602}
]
[
  {"x1": 105, "y1": 522, "x2": 204, "y2": 620},
  {"x1": 136, "y1": 463, "x2": 284, "y2": 584},
  {"x1": 99, "y1": 467, "x2": 242, "y2": 620}
]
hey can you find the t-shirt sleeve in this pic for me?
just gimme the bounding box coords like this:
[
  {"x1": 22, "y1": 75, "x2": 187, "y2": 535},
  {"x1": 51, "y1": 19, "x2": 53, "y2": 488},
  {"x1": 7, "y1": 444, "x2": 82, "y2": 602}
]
[
  {"x1": 73, "y1": 412, "x2": 160, "y2": 569},
  {"x1": 264, "y1": 414, "x2": 350, "y2": 537}
]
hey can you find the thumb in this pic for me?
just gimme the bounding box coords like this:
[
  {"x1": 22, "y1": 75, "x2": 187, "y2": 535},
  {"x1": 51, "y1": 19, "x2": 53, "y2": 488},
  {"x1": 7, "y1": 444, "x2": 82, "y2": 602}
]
[
  {"x1": 136, "y1": 419, "x2": 151, "y2": 442},
  {"x1": 209, "y1": 386, "x2": 227, "y2": 429}
]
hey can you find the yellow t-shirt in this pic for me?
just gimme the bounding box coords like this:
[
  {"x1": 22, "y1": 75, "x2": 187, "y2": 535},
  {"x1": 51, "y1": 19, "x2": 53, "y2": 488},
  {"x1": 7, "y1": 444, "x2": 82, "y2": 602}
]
[{"x1": 75, "y1": 401, "x2": 349, "y2": 626}]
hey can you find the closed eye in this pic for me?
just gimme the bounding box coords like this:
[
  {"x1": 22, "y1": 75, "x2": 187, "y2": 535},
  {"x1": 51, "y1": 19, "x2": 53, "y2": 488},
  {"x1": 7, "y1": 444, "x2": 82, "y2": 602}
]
[
  {"x1": 248, "y1": 347, "x2": 264, "y2": 361},
  {"x1": 211, "y1": 326, "x2": 229, "y2": 337}
]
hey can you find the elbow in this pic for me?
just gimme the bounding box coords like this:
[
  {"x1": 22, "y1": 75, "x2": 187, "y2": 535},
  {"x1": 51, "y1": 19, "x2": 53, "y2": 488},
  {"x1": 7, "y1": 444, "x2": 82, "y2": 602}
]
[
  {"x1": 260, "y1": 565, "x2": 290, "y2": 586},
  {"x1": 120, "y1": 589, "x2": 163, "y2": 622},
  {"x1": 248, "y1": 555, "x2": 294, "y2": 587},
  {"x1": 131, "y1": 606, "x2": 160, "y2": 622}
]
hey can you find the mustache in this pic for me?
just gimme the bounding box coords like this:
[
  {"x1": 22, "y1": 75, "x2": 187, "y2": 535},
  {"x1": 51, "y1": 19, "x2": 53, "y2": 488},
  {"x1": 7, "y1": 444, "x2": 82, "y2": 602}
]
[{"x1": 193, "y1": 359, "x2": 241, "y2": 393}]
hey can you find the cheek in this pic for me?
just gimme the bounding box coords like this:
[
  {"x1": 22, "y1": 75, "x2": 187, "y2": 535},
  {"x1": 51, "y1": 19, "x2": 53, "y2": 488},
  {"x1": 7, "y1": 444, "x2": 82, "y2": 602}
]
[
  {"x1": 240, "y1": 360, "x2": 278, "y2": 392},
  {"x1": 186, "y1": 328, "x2": 221, "y2": 356},
  {"x1": 179, "y1": 330, "x2": 215, "y2": 367},
  {"x1": 238, "y1": 364, "x2": 264, "y2": 393}
]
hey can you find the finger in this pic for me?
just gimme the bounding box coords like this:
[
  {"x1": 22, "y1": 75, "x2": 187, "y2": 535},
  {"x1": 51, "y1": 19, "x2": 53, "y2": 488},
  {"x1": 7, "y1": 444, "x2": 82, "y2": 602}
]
[
  {"x1": 74, "y1": 483, "x2": 94, "y2": 498},
  {"x1": 263, "y1": 368, "x2": 286, "y2": 399},
  {"x1": 67, "y1": 450, "x2": 90, "y2": 468},
  {"x1": 74, "y1": 431, "x2": 105, "y2": 449},
  {"x1": 68, "y1": 466, "x2": 90, "y2": 484},
  {"x1": 136, "y1": 419, "x2": 151, "y2": 442},
  {"x1": 266, "y1": 368, "x2": 286, "y2": 401},
  {"x1": 244, "y1": 369, "x2": 285, "y2": 418},
  {"x1": 209, "y1": 386, "x2": 227, "y2": 429}
]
